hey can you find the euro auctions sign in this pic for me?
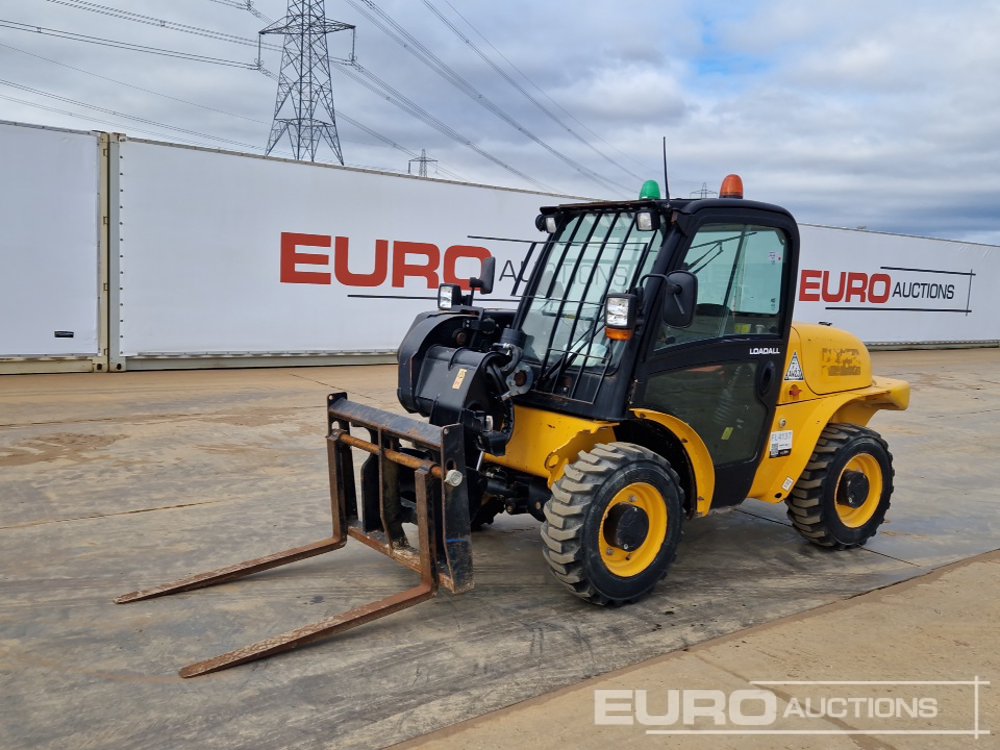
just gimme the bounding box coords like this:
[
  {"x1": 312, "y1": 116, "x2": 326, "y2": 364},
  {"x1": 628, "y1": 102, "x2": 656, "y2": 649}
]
[
  {"x1": 798, "y1": 268, "x2": 968, "y2": 310},
  {"x1": 594, "y1": 678, "x2": 990, "y2": 739},
  {"x1": 791, "y1": 224, "x2": 999, "y2": 344},
  {"x1": 112, "y1": 138, "x2": 1000, "y2": 359},
  {"x1": 278, "y1": 232, "x2": 495, "y2": 291},
  {"x1": 115, "y1": 139, "x2": 560, "y2": 357}
]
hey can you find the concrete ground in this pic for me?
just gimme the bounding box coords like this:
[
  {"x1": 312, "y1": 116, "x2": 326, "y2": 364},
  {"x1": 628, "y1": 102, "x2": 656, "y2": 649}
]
[
  {"x1": 0, "y1": 349, "x2": 997, "y2": 750},
  {"x1": 399, "y1": 550, "x2": 999, "y2": 750}
]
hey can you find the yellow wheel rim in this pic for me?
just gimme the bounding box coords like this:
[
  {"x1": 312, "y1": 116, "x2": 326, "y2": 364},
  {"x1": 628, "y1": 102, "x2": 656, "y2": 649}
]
[
  {"x1": 599, "y1": 482, "x2": 668, "y2": 578},
  {"x1": 835, "y1": 454, "x2": 883, "y2": 528}
]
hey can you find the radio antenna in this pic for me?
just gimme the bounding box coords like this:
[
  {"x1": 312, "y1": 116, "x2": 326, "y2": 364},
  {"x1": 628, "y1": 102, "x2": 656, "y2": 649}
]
[{"x1": 662, "y1": 137, "x2": 671, "y2": 199}]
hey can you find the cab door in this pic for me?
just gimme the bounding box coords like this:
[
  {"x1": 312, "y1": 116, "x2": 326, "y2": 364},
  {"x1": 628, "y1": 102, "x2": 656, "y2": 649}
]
[{"x1": 632, "y1": 212, "x2": 797, "y2": 507}]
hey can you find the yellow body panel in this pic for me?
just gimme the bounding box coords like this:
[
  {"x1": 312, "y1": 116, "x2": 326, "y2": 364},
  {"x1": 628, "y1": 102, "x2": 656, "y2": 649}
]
[
  {"x1": 789, "y1": 323, "x2": 874, "y2": 397},
  {"x1": 749, "y1": 324, "x2": 909, "y2": 503},
  {"x1": 485, "y1": 405, "x2": 616, "y2": 484},
  {"x1": 486, "y1": 323, "x2": 909, "y2": 516},
  {"x1": 487, "y1": 405, "x2": 716, "y2": 516},
  {"x1": 630, "y1": 409, "x2": 717, "y2": 517}
]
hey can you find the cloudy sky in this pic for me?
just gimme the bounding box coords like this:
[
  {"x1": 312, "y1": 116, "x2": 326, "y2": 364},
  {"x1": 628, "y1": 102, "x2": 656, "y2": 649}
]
[{"x1": 2, "y1": 0, "x2": 999, "y2": 243}]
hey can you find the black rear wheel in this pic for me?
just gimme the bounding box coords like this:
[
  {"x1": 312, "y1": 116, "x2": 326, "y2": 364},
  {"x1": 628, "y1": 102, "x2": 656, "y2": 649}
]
[
  {"x1": 786, "y1": 423, "x2": 894, "y2": 549},
  {"x1": 541, "y1": 442, "x2": 684, "y2": 605}
]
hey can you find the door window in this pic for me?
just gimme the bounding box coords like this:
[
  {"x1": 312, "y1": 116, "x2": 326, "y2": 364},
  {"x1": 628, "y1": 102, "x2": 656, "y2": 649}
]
[{"x1": 658, "y1": 224, "x2": 788, "y2": 349}]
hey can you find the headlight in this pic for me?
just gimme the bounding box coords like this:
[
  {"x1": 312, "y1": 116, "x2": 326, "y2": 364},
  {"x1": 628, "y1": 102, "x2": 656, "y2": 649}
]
[
  {"x1": 438, "y1": 284, "x2": 462, "y2": 310},
  {"x1": 604, "y1": 293, "x2": 638, "y2": 341},
  {"x1": 636, "y1": 210, "x2": 659, "y2": 232}
]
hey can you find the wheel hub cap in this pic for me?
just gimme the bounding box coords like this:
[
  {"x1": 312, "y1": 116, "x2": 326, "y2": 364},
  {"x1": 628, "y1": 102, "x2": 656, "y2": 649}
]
[
  {"x1": 603, "y1": 503, "x2": 650, "y2": 552},
  {"x1": 836, "y1": 470, "x2": 870, "y2": 508}
]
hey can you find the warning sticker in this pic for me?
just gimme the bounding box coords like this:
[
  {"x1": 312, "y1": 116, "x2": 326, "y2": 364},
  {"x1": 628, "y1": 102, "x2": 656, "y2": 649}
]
[
  {"x1": 770, "y1": 430, "x2": 793, "y2": 458},
  {"x1": 784, "y1": 352, "x2": 804, "y2": 381},
  {"x1": 781, "y1": 476, "x2": 794, "y2": 492}
]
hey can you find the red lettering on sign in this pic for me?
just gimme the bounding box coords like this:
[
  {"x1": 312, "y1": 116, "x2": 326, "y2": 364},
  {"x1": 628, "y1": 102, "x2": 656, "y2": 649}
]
[
  {"x1": 392, "y1": 242, "x2": 440, "y2": 289},
  {"x1": 821, "y1": 271, "x2": 846, "y2": 303},
  {"x1": 333, "y1": 237, "x2": 389, "y2": 287},
  {"x1": 845, "y1": 272, "x2": 868, "y2": 302},
  {"x1": 799, "y1": 269, "x2": 822, "y2": 301},
  {"x1": 280, "y1": 232, "x2": 331, "y2": 285},
  {"x1": 279, "y1": 233, "x2": 498, "y2": 290},
  {"x1": 799, "y1": 268, "x2": 895, "y2": 305},
  {"x1": 868, "y1": 273, "x2": 891, "y2": 303},
  {"x1": 443, "y1": 245, "x2": 491, "y2": 290}
]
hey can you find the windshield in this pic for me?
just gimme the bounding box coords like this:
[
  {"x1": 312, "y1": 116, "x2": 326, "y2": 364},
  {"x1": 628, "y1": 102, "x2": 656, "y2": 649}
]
[{"x1": 518, "y1": 210, "x2": 663, "y2": 384}]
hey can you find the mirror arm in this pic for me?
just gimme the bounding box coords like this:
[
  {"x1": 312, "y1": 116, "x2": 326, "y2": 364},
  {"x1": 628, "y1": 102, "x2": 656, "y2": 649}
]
[{"x1": 668, "y1": 283, "x2": 687, "y2": 318}]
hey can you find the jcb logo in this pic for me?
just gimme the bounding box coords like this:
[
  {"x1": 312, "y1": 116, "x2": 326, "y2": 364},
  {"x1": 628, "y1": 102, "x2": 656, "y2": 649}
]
[{"x1": 279, "y1": 232, "x2": 491, "y2": 290}]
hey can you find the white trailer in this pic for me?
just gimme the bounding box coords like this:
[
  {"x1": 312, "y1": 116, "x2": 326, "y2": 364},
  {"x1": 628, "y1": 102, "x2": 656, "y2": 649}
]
[
  {"x1": 1, "y1": 120, "x2": 996, "y2": 374},
  {"x1": 0, "y1": 121, "x2": 108, "y2": 373}
]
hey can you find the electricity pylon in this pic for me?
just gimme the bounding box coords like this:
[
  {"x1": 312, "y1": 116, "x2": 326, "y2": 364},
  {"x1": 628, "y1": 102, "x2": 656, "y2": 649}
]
[{"x1": 261, "y1": 0, "x2": 355, "y2": 163}]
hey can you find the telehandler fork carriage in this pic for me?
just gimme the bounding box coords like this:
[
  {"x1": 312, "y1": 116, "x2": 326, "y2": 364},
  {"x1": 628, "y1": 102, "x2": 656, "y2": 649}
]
[{"x1": 116, "y1": 393, "x2": 473, "y2": 678}]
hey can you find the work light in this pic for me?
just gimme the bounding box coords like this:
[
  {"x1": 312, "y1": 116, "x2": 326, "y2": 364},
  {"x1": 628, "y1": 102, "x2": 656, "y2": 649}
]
[
  {"x1": 605, "y1": 293, "x2": 638, "y2": 340},
  {"x1": 438, "y1": 284, "x2": 462, "y2": 310},
  {"x1": 636, "y1": 210, "x2": 657, "y2": 232}
]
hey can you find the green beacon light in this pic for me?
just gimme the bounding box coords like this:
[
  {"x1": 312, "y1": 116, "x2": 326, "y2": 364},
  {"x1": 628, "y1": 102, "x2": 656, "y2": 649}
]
[{"x1": 639, "y1": 179, "x2": 661, "y2": 200}]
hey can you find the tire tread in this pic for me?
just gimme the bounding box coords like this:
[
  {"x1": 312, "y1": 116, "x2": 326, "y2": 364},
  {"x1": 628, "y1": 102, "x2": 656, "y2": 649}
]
[{"x1": 540, "y1": 442, "x2": 683, "y2": 605}]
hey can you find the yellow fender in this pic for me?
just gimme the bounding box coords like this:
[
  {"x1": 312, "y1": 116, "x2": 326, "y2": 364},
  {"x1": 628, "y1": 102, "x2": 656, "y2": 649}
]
[
  {"x1": 748, "y1": 376, "x2": 909, "y2": 504},
  {"x1": 485, "y1": 405, "x2": 616, "y2": 484},
  {"x1": 630, "y1": 409, "x2": 716, "y2": 517}
]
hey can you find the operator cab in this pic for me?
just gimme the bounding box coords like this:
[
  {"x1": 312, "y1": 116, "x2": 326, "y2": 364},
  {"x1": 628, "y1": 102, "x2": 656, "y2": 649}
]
[{"x1": 515, "y1": 176, "x2": 800, "y2": 506}]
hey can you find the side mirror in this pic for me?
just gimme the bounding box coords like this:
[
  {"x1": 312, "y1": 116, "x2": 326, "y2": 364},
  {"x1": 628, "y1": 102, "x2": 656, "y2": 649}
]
[
  {"x1": 470, "y1": 256, "x2": 495, "y2": 295},
  {"x1": 663, "y1": 270, "x2": 697, "y2": 328}
]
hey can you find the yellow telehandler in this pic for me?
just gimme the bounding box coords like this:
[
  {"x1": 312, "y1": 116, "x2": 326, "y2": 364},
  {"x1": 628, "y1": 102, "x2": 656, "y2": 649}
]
[{"x1": 118, "y1": 174, "x2": 909, "y2": 676}]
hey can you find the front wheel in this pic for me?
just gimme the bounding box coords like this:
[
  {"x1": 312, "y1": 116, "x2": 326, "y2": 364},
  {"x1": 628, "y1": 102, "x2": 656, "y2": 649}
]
[
  {"x1": 540, "y1": 442, "x2": 684, "y2": 605},
  {"x1": 786, "y1": 424, "x2": 895, "y2": 549}
]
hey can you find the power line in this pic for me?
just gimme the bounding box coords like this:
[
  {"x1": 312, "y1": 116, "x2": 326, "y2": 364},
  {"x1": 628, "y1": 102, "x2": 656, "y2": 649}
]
[
  {"x1": 0, "y1": 77, "x2": 268, "y2": 151},
  {"x1": 423, "y1": 0, "x2": 645, "y2": 187},
  {"x1": 213, "y1": 0, "x2": 557, "y2": 187},
  {"x1": 343, "y1": 62, "x2": 553, "y2": 191},
  {"x1": 0, "y1": 40, "x2": 265, "y2": 126},
  {"x1": 0, "y1": 91, "x2": 258, "y2": 150},
  {"x1": 3, "y1": 7, "x2": 538, "y2": 187},
  {"x1": 0, "y1": 34, "x2": 464, "y2": 176},
  {"x1": 43, "y1": 0, "x2": 283, "y2": 51},
  {"x1": 0, "y1": 19, "x2": 261, "y2": 69},
  {"x1": 347, "y1": 121, "x2": 461, "y2": 180},
  {"x1": 0, "y1": 31, "x2": 466, "y2": 178},
  {"x1": 440, "y1": 0, "x2": 651, "y2": 179},
  {"x1": 206, "y1": 0, "x2": 275, "y2": 25},
  {"x1": 343, "y1": 0, "x2": 624, "y2": 195},
  {"x1": 691, "y1": 182, "x2": 717, "y2": 199},
  {"x1": 256, "y1": 65, "x2": 464, "y2": 179}
]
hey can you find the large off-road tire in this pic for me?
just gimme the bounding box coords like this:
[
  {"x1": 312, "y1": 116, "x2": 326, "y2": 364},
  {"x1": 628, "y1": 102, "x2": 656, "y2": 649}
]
[
  {"x1": 540, "y1": 442, "x2": 684, "y2": 605},
  {"x1": 787, "y1": 423, "x2": 894, "y2": 549}
]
